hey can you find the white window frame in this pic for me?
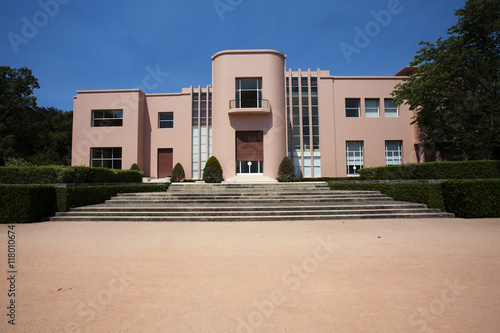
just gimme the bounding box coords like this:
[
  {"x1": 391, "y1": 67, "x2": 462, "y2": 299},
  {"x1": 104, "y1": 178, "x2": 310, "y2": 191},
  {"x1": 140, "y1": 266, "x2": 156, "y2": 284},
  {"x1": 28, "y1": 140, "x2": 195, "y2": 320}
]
[
  {"x1": 159, "y1": 112, "x2": 174, "y2": 129},
  {"x1": 365, "y1": 99, "x2": 379, "y2": 118},
  {"x1": 346, "y1": 99, "x2": 360, "y2": 118},
  {"x1": 90, "y1": 147, "x2": 122, "y2": 169},
  {"x1": 236, "y1": 78, "x2": 262, "y2": 108},
  {"x1": 384, "y1": 99, "x2": 399, "y2": 118},
  {"x1": 92, "y1": 110, "x2": 123, "y2": 127},
  {"x1": 386, "y1": 140, "x2": 403, "y2": 166},
  {"x1": 346, "y1": 141, "x2": 364, "y2": 176}
]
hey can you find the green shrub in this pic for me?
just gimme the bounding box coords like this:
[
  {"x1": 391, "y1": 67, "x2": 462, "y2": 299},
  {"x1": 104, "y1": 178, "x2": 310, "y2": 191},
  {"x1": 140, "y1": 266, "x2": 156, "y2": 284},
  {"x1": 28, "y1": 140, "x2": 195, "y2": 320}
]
[
  {"x1": 203, "y1": 156, "x2": 223, "y2": 183},
  {"x1": 329, "y1": 182, "x2": 446, "y2": 211},
  {"x1": 359, "y1": 160, "x2": 500, "y2": 180},
  {"x1": 130, "y1": 163, "x2": 141, "y2": 171},
  {"x1": 442, "y1": 180, "x2": 500, "y2": 218},
  {"x1": 0, "y1": 166, "x2": 143, "y2": 184},
  {"x1": 277, "y1": 157, "x2": 296, "y2": 182},
  {"x1": 0, "y1": 185, "x2": 57, "y2": 223},
  {"x1": 171, "y1": 163, "x2": 185, "y2": 182},
  {"x1": 55, "y1": 184, "x2": 169, "y2": 212}
]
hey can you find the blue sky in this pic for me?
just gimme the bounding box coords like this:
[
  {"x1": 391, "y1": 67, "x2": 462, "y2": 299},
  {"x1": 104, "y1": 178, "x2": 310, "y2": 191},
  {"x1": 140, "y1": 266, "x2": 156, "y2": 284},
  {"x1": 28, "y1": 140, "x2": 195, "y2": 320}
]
[{"x1": 1, "y1": 0, "x2": 465, "y2": 111}]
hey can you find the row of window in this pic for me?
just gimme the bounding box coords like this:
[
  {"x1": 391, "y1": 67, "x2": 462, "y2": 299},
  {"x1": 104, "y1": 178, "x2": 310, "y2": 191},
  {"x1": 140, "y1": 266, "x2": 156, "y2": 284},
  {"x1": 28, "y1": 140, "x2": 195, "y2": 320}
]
[
  {"x1": 91, "y1": 110, "x2": 174, "y2": 128},
  {"x1": 346, "y1": 99, "x2": 398, "y2": 118},
  {"x1": 346, "y1": 140, "x2": 403, "y2": 175}
]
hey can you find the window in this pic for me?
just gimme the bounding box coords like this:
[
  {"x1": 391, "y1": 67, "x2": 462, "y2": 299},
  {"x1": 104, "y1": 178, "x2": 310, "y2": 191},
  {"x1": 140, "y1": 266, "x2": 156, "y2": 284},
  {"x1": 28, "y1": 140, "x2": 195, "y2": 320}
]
[
  {"x1": 346, "y1": 141, "x2": 363, "y2": 176},
  {"x1": 91, "y1": 148, "x2": 122, "y2": 169},
  {"x1": 92, "y1": 110, "x2": 123, "y2": 127},
  {"x1": 236, "y1": 79, "x2": 262, "y2": 108},
  {"x1": 346, "y1": 99, "x2": 360, "y2": 117},
  {"x1": 159, "y1": 112, "x2": 173, "y2": 128},
  {"x1": 384, "y1": 99, "x2": 398, "y2": 117},
  {"x1": 386, "y1": 140, "x2": 403, "y2": 165},
  {"x1": 365, "y1": 99, "x2": 379, "y2": 118}
]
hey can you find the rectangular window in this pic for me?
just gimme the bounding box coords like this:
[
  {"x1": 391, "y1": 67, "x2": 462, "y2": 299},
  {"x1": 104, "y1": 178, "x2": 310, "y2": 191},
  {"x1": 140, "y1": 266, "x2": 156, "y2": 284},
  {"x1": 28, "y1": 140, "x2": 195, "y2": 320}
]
[
  {"x1": 236, "y1": 79, "x2": 262, "y2": 108},
  {"x1": 384, "y1": 99, "x2": 398, "y2": 117},
  {"x1": 386, "y1": 140, "x2": 403, "y2": 165},
  {"x1": 92, "y1": 110, "x2": 123, "y2": 127},
  {"x1": 159, "y1": 112, "x2": 173, "y2": 128},
  {"x1": 346, "y1": 141, "x2": 363, "y2": 176},
  {"x1": 90, "y1": 148, "x2": 122, "y2": 169},
  {"x1": 365, "y1": 99, "x2": 379, "y2": 118},
  {"x1": 346, "y1": 99, "x2": 360, "y2": 117}
]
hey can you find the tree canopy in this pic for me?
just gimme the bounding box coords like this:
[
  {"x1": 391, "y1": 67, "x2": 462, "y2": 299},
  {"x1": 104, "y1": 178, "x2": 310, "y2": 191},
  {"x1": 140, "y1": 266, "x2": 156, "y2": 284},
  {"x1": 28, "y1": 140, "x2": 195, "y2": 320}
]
[
  {"x1": 392, "y1": 0, "x2": 500, "y2": 160},
  {"x1": 0, "y1": 66, "x2": 72, "y2": 166}
]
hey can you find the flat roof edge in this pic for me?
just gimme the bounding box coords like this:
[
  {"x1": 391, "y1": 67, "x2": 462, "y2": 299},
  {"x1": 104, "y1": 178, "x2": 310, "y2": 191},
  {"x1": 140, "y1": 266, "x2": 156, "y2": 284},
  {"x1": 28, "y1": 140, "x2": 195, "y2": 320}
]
[
  {"x1": 212, "y1": 49, "x2": 286, "y2": 60},
  {"x1": 76, "y1": 89, "x2": 144, "y2": 94}
]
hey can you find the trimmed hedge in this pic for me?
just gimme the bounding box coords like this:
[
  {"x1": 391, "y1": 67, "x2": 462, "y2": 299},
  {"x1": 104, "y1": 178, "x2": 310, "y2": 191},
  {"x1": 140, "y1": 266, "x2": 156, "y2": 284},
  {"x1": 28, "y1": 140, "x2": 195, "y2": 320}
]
[
  {"x1": 55, "y1": 184, "x2": 169, "y2": 212},
  {"x1": 442, "y1": 180, "x2": 500, "y2": 218},
  {"x1": 0, "y1": 186, "x2": 57, "y2": 223},
  {"x1": 0, "y1": 184, "x2": 168, "y2": 223},
  {"x1": 0, "y1": 166, "x2": 143, "y2": 184},
  {"x1": 329, "y1": 182, "x2": 446, "y2": 211},
  {"x1": 359, "y1": 160, "x2": 500, "y2": 180}
]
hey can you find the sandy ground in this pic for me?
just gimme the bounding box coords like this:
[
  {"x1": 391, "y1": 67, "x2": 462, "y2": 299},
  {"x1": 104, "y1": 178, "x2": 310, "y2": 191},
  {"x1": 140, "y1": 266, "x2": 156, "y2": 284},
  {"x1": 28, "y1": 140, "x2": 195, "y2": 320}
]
[{"x1": 1, "y1": 218, "x2": 500, "y2": 333}]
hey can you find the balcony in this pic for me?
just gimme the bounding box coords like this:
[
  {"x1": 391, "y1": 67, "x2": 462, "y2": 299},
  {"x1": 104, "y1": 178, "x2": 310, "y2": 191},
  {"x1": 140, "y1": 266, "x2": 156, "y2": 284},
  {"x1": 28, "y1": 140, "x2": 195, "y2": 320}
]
[{"x1": 228, "y1": 99, "x2": 270, "y2": 115}]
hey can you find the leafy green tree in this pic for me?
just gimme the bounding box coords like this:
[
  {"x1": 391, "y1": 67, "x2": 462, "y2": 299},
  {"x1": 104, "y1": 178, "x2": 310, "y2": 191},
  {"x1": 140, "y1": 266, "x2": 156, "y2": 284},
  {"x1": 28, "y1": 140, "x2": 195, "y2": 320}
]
[
  {"x1": 202, "y1": 156, "x2": 223, "y2": 183},
  {"x1": 392, "y1": 0, "x2": 500, "y2": 160},
  {"x1": 0, "y1": 66, "x2": 40, "y2": 165}
]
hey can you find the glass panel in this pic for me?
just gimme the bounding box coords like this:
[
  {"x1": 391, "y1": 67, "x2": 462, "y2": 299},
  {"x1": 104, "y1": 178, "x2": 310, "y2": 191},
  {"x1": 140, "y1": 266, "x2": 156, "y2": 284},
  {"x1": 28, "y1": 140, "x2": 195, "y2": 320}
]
[{"x1": 346, "y1": 99, "x2": 359, "y2": 109}]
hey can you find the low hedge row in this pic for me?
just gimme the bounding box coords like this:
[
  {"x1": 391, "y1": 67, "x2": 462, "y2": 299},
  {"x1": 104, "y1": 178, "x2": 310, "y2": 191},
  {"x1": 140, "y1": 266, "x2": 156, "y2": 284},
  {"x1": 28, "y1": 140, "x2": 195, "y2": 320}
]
[
  {"x1": 329, "y1": 182, "x2": 447, "y2": 211},
  {"x1": 359, "y1": 160, "x2": 500, "y2": 180},
  {"x1": 55, "y1": 184, "x2": 169, "y2": 212},
  {"x1": 442, "y1": 180, "x2": 500, "y2": 218},
  {"x1": 0, "y1": 166, "x2": 143, "y2": 184},
  {"x1": 0, "y1": 184, "x2": 169, "y2": 223},
  {"x1": 0, "y1": 186, "x2": 57, "y2": 223}
]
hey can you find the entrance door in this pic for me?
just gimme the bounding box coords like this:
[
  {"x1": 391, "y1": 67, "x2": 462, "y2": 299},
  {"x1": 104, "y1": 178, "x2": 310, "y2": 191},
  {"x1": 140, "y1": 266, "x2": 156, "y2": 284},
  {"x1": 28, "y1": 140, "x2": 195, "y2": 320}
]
[
  {"x1": 236, "y1": 131, "x2": 263, "y2": 175},
  {"x1": 158, "y1": 148, "x2": 173, "y2": 178}
]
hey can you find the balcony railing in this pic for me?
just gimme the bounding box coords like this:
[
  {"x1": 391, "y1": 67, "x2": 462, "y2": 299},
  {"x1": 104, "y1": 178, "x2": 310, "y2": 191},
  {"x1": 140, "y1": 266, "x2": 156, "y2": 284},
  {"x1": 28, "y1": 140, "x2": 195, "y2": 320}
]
[{"x1": 229, "y1": 99, "x2": 270, "y2": 114}]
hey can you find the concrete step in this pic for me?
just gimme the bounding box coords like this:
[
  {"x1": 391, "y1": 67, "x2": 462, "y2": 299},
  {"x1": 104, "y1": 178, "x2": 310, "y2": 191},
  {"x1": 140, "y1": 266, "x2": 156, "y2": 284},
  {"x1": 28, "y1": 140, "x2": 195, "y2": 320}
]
[{"x1": 49, "y1": 182, "x2": 455, "y2": 222}]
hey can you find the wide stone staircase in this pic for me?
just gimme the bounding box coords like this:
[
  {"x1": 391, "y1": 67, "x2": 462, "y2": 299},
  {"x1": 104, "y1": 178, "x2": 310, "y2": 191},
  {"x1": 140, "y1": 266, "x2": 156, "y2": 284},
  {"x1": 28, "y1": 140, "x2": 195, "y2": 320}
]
[{"x1": 51, "y1": 182, "x2": 454, "y2": 222}]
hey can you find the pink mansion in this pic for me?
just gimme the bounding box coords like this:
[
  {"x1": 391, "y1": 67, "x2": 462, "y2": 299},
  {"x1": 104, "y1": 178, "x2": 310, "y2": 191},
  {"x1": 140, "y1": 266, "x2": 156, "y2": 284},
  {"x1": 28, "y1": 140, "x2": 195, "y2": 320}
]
[{"x1": 71, "y1": 49, "x2": 424, "y2": 180}]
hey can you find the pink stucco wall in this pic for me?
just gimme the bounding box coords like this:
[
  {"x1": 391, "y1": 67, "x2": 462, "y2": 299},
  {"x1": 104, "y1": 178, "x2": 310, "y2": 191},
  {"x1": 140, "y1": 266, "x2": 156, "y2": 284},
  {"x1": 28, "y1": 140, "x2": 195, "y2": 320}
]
[{"x1": 72, "y1": 49, "x2": 420, "y2": 179}]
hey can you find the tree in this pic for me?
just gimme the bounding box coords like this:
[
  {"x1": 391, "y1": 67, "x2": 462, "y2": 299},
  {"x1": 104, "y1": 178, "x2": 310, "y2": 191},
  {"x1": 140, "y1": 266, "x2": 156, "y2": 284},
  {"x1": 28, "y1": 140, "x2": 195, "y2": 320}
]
[
  {"x1": 202, "y1": 156, "x2": 223, "y2": 183},
  {"x1": 278, "y1": 156, "x2": 296, "y2": 181},
  {"x1": 171, "y1": 162, "x2": 185, "y2": 182},
  {"x1": 392, "y1": 0, "x2": 500, "y2": 160},
  {"x1": 0, "y1": 66, "x2": 40, "y2": 165}
]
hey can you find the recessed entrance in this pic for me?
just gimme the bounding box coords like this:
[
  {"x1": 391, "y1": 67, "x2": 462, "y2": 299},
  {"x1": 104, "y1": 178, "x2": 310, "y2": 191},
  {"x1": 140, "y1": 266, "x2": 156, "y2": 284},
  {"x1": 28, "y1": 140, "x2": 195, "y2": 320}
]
[{"x1": 236, "y1": 131, "x2": 263, "y2": 175}]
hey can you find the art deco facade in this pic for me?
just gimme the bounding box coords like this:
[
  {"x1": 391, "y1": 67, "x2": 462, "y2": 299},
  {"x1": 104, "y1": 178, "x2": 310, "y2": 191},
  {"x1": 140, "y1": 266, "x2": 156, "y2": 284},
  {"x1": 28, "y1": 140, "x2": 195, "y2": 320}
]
[{"x1": 72, "y1": 49, "x2": 421, "y2": 180}]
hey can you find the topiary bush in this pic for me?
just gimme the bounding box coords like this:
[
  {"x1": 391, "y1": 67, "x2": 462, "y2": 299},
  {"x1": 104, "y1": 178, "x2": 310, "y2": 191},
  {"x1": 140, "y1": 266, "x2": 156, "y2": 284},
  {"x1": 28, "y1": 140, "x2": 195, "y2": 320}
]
[
  {"x1": 203, "y1": 156, "x2": 223, "y2": 183},
  {"x1": 278, "y1": 157, "x2": 296, "y2": 182},
  {"x1": 442, "y1": 180, "x2": 500, "y2": 218},
  {"x1": 130, "y1": 163, "x2": 140, "y2": 171},
  {"x1": 359, "y1": 160, "x2": 500, "y2": 180},
  {"x1": 171, "y1": 163, "x2": 185, "y2": 182}
]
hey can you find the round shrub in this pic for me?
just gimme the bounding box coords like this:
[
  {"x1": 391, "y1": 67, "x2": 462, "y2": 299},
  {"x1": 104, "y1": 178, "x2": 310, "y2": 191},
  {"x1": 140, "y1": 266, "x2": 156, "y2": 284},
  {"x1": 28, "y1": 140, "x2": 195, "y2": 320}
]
[
  {"x1": 171, "y1": 163, "x2": 185, "y2": 182},
  {"x1": 203, "y1": 156, "x2": 223, "y2": 183},
  {"x1": 130, "y1": 163, "x2": 140, "y2": 171},
  {"x1": 278, "y1": 156, "x2": 296, "y2": 182}
]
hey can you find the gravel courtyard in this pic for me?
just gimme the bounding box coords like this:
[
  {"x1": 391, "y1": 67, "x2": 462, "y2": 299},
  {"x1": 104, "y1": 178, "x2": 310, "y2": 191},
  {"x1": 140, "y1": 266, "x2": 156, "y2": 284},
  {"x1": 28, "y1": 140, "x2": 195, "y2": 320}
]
[{"x1": 1, "y1": 218, "x2": 499, "y2": 332}]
